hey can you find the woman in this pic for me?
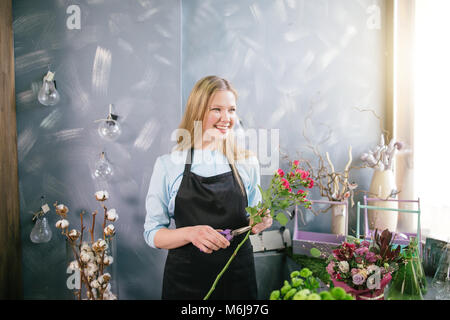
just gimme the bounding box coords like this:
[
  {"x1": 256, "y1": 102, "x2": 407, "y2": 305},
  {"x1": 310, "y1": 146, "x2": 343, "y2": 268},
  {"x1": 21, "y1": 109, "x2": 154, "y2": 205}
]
[{"x1": 143, "y1": 75, "x2": 272, "y2": 300}]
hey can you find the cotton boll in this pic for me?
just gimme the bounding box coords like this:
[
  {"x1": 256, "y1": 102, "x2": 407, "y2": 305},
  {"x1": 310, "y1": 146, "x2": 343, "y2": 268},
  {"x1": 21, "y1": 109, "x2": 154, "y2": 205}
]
[
  {"x1": 95, "y1": 190, "x2": 109, "y2": 201},
  {"x1": 68, "y1": 229, "x2": 80, "y2": 241},
  {"x1": 104, "y1": 224, "x2": 115, "y2": 236},
  {"x1": 68, "y1": 260, "x2": 79, "y2": 271},
  {"x1": 106, "y1": 209, "x2": 118, "y2": 222},
  {"x1": 55, "y1": 219, "x2": 69, "y2": 229}
]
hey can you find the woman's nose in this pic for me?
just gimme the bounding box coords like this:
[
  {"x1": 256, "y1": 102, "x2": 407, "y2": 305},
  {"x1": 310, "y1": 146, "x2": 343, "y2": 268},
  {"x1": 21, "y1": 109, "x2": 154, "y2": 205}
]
[{"x1": 220, "y1": 110, "x2": 230, "y2": 121}]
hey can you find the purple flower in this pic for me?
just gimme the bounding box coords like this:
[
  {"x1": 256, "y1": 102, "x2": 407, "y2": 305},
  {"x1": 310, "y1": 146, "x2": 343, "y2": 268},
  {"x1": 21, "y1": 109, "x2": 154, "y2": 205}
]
[
  {"x1": 326, "y1": 261, "x2": 335, "y2": 275},
  {"x1": 355, "y1": 247, "x2": 369, "y2": 256},
  {"x1": 361, "y1": 241, "x2": 370, "y2": 247},
  {"x1": 352, "y1": 273, "x2": 366, "y2": 286},
  {"x1": 365, "y1": 251, "x2": 377, "y2": 263}
]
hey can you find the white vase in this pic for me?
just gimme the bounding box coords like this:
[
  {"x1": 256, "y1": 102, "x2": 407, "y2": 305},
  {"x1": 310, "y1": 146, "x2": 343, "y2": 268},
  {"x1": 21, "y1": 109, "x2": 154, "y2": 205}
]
[
  {"x1": 368, "y1": 169, "x2": 398, "y2": 232},
  {"x1": 331, "y1": 204, "x2": 346, "y2": 236}
]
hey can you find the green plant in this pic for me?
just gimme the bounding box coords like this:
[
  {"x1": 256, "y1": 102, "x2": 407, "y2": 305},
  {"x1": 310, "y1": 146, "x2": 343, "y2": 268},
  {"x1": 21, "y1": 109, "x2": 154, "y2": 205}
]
[{"x1": 269, "y1": 267, "x2": 354, "y2": 300}]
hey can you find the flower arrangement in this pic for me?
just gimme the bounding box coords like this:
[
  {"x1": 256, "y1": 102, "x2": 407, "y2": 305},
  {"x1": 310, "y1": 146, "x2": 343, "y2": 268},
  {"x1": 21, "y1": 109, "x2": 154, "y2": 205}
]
[
  {"x1": 326, "y1": 229, "x2": 404, "y2": 300},
  {"x1": 269, "y1": 267, "x2": 354, "y2": 300},
  {"x1": 203, "y1": 160, "x2": 315, "y2": 299},
  {"x1": 361, "y1": 133, "x2": 403, "y2": 172},
  {"x1": 54, "y1": 190, "x2": 118, "y2": 300}
]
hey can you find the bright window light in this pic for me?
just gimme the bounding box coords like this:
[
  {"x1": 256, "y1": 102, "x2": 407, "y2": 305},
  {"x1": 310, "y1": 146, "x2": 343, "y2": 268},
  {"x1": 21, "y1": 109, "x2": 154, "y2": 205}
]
[{"x1": 414, "y1": 0, "x2": 450, "y2": 242}]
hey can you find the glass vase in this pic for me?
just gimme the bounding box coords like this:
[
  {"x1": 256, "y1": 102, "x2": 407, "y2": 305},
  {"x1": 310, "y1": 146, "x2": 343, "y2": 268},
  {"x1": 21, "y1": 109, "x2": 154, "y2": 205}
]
[
  {"x1": 431, "y1": 243, "x2": 450, "y2": 300},
  {"x1": 386, "y1": 242, "x2": 424, "y2": 300}
]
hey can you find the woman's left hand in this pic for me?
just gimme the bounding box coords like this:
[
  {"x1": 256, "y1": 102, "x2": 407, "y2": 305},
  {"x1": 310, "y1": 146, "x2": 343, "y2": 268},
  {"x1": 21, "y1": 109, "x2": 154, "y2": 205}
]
[{"x1": 251, "y1": 209, "x2": 272, "y2": 234}]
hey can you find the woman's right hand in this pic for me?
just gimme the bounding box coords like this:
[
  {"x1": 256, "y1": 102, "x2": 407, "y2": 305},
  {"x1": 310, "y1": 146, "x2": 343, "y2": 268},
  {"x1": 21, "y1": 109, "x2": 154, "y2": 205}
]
[{"x1": 187, "y1": 225, "x2": 230, "y2": 254}]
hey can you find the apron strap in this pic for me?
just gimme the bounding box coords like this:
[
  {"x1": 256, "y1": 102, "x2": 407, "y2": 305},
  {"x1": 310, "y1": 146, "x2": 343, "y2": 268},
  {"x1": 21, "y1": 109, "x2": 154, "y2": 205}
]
[{"x1": 183, "y1": 148, "x2": 193, "y2": 176}]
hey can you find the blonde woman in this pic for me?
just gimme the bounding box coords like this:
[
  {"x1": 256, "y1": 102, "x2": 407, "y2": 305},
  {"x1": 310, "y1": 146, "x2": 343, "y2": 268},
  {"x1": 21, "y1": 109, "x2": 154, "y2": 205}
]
[{"x1": 144, "y1": 75, "x2": 272, "y2": 300}]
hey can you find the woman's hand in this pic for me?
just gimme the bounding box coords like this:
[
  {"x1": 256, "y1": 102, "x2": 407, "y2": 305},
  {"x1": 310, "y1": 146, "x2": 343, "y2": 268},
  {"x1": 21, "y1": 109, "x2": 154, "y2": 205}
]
[
  {"x1": 187, "y1": 225, "x2": 230, "y2": 254},
  {"x1": 251, "y1": 209, "x2": 273, "y2": 234}
]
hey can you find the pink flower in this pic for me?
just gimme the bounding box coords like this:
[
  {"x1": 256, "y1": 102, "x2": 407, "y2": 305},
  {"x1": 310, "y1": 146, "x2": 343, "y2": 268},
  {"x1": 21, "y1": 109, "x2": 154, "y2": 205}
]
[
  {"x1": 355, "y1": 247, "x2": 369, "y2": 256},
  {"x1": 361, "y1": 241, "x2": 370, "y2": 247},
  {"x1": 301, "y1": 171, "x2": 309, "y2": 180},
  {"x1": 352, "y1": 273, "x2": 366, "y2": 286},
  {"x1": 293, "y1": 160, "x2": 300, "y2": 167},
  {"x1": 307, "y1": 178, "x2": 314, "y2": 188},
  {"x1": 326, "y1": 261, "x2": 335, "y2": 275},
  {"x1": 297, "y1": 189, "x2": 305, "y2": 195},
  {"x1": 277, "y1": 169, "x2": 285, "y2": 177},
  {"x1": 351, "y1": 268, "x2": 359, "y2": 275},
  {"x1": 281, "y1": 178, "x2": 290, "y2": 190},
  {"x1": 365, "y1": 251, "x2": 377, "y2": 263}
]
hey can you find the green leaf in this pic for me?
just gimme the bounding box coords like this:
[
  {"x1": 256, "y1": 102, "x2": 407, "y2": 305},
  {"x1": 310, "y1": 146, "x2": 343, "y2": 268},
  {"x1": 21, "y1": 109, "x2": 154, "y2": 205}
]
[
  {"x1": 253, "y1": 215, "x2": 262, "y2": 224},
  {"x1": 275, "y1": 212, "x2": 289, "y2": 226},
  {"x1": 279, "y1": 200, "x2": 290, "y2": 210}
]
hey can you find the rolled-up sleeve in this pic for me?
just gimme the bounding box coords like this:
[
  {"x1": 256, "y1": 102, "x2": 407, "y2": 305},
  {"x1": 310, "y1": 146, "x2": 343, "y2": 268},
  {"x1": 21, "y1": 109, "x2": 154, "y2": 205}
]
[{"x1": 143, "y1": 157, "x2": 171, "y2": 249}]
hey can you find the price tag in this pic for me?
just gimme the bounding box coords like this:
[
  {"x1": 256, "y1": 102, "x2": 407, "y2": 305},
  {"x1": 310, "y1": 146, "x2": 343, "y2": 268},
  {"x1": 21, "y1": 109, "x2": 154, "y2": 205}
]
[{"x1": 41, "y1": 203, "x2": 50, "y2": 214}]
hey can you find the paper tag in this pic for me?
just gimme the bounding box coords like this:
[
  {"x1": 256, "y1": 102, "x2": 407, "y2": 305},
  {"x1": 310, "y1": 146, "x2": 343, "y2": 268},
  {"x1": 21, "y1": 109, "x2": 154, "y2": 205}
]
[
  {"x1": 44, "y1": 71, "x2": 55, "y2": 82},
  {"x1": 41, "y1": 203, "x2": 50, "y2": 214}
]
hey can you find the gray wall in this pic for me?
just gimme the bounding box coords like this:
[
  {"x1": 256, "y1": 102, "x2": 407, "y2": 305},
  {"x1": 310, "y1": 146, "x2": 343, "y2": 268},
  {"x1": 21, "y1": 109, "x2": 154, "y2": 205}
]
[{"x1": 13, "y1": 0, "x2": 386, "y2": 299}]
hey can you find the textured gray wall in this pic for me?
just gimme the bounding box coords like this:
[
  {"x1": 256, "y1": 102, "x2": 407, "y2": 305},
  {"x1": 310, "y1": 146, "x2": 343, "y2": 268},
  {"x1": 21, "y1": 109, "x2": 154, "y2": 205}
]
[
  {"x1": 13, "y1": 0, "x2": 386, "y2": 299},
  {"x1": 14, "y1": 0, "x2": 181, "y2": 299},
  {"x1": 182, "y1": 0, "x2": 386, "y2": 235}
]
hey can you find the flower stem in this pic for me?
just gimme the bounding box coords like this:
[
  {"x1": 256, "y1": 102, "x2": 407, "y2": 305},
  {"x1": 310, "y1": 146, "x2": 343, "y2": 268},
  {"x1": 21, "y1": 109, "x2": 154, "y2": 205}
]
[{"x1": 203, "y1": 229, "x2": 253, "y2": 300}]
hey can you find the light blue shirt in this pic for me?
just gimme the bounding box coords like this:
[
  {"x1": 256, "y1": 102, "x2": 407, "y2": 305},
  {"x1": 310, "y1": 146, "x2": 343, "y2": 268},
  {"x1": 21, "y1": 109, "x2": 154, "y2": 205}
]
[{"x1": 143, "y1": 149, "x2": 262, "y2": 249}]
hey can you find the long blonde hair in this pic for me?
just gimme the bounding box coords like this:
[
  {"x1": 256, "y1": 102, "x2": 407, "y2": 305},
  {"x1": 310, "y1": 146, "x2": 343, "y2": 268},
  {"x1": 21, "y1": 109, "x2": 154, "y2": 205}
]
[{"x1": 175, "y1": 75, "x2": 254, "y2": 195}]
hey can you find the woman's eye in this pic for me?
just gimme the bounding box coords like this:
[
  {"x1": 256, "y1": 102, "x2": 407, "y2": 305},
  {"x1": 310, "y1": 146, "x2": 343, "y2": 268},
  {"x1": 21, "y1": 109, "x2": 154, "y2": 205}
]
[{"x1": 230, "y1": 108, "x2": 236, "y2": 112}]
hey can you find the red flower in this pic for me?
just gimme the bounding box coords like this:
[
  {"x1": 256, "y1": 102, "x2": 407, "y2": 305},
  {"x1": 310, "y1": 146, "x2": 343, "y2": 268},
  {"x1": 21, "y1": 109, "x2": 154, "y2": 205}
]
[
  {"x1": 277, "y1": 169, "x2": 285, "y2": 177},
  {"x1": 297, "y1": 189, "x2": 305, "y2": 195},
  {"x1": 281, "y1": 178, "x2": 290, "y2": 190},
  {"x1": 293, "y1": 160, "x2": 300, "y2": 168},
  {"x1": 307, "y1": 177, "x2": 314, "y2": 188}
]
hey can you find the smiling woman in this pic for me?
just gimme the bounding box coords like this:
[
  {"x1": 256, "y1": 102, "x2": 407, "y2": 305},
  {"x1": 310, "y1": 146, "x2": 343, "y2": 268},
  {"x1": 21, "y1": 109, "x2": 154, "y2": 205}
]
[
  {"x1": 202, "y1": 90, "x2": 237, "y2": 147},
  {"x1": 144, "y1": 75, "x2": 272, "y2": 300}
]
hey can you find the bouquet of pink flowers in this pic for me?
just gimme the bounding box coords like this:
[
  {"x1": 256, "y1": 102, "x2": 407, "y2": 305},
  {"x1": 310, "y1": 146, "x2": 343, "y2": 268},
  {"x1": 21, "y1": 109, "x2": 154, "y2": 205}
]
[{"x1": 326, "y1": 229, "x2": 404, "y2": 300}]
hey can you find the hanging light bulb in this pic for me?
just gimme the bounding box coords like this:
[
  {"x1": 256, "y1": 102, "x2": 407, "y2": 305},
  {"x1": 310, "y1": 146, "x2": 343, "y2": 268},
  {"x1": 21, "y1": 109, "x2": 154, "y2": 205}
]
[
  {"x1": 30, "y1": 197, "x2": 52, "y2": 243},
  {"x1": 93, "y1": 151, "x2": 114, "y2": 180},
  {"x1": 97, "y1": 104, "x2": 121, "y2": 141},
  {"x1": 38, "y1": 70, "x2": 60, "y2": 106}
]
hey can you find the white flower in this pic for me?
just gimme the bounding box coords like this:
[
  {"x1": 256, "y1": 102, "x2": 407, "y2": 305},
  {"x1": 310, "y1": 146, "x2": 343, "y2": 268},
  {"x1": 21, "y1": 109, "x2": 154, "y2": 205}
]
[
  {"x1": 367, "y1": 264, "x2": 380, "y2": 274},
  {"x1": 86, "y1": 262, "x2": 98, "y2": 276},
  {"x1": 338, "y1": 261, "x2": 349, "y2": 273},
  {"x1": 55, "y1": 204, "x2": 69, "y2": 215},
  {"x1": 104, "y1": 224, "x2": 115, "y2": 236},
  {"x1": 80, "y1": 242, "x2": 91, "y2": 252},
  {"x1": 68, "y1": 260, "x2": 79, "y2": 271},
  {"x1": 95, "y1": 190, "x2": 109, "y2": 201},
  {"x1": 80, "y1": 252, "x2": 94, "y2": 264},
  {"x1": 68, "y1": 229, "x2": 80, "y2": 241},
  {"x1": 98, "y1": 273, "x2": 111, "y2": 285},
  {"x1": 106, "y1": 208, "x2": 118, "y2": 222},
  {"x1": 90, "y1": 279, "x2": 100, "y2": 289},
  {"x1": 103, "y1": 255, "x2": 114, "y2": 266},
  {"x1": 55, "y1": 219, "x2": 69, "y2": 229},
  {"x1": 92, "y1": 239, "x2": 108, "y2": 252}
]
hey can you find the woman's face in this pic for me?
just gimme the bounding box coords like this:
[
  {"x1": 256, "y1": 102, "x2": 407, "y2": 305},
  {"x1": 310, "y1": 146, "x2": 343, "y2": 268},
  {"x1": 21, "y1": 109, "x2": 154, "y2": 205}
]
[{"x1": 202, "y1": 90, "x2": 237, "y2": 148}]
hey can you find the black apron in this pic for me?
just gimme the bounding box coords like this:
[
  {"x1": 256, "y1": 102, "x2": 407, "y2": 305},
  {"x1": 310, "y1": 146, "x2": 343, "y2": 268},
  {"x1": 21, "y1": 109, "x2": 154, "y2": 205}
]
[{"x1": 161, "y1": 148, "x2": 257, "y2": 300}]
